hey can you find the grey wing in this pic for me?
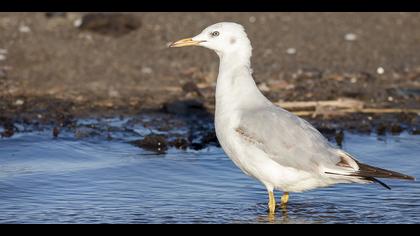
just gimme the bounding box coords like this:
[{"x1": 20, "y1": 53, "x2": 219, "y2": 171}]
[{"x1": 236, "y1": 105, "x2": 344, "y2": 173}]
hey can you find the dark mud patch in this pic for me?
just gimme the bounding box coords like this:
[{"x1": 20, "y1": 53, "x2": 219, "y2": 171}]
[
  {"x1": 131, "y1": 134, "x2": 168, "y2": 154},
  {"x1": 0, "y1": 116, "x2": 15, "y2": 138}
]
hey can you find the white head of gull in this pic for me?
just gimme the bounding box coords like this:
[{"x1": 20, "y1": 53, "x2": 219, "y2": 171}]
[{"x1": 170, "y1": 22, "x2": 414, "y2": 214}]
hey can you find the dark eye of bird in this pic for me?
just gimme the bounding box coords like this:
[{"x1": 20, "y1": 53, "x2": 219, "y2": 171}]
[{"x1": 211, "y1": 31, "x2": 220, "y2": 37}]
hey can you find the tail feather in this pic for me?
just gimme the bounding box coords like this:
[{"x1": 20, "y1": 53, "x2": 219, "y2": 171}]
[
  {"x1": 352, "y1": 162, "x2": 415, "y2": 181},
  {"x1": 325, "y1": 154, "x2": 415, "y2": 190}
]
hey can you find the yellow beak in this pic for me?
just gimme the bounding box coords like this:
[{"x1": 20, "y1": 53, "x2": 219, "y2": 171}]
[{"x1": 169, "y1": 38, "x2": 203, "y2": 48}]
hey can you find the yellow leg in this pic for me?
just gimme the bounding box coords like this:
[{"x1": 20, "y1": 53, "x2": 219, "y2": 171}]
[
  {"x1": 268, "y1": 190, "x2": 276, "y2": 214},
  {"x1": 280, "y1": 192, "x2": 289, "y2": 207}
]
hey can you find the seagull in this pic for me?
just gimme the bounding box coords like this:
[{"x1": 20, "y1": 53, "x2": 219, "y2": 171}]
[{"x1": 169, "y1": 22, "x2": 415, "y2": 214}]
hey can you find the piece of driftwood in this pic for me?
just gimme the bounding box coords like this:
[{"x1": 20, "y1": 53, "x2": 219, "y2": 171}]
[
  {"x1": 291, "y1": 108, "x2": 420, "y2": 117},
  {"x1": 277, "y1": 98, "x2": 420, "y2": 117},
  {"x1": 277, "y1": 98, "x2": 365, "y2": 111},
  {"x1": 205, "y1": 98, "x2": 420, "y2": 117}
]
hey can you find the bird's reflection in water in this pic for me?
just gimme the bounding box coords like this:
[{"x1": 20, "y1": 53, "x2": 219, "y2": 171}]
[
  {"x1": 255, "y1": 201, "x2": 344, "y2": 224},
  {"x1": 259, "y1": 205, "x2": 289, "y2": 224},
  {"x1": 255, "y1": 203, "x2": 290, "y2": 224}
]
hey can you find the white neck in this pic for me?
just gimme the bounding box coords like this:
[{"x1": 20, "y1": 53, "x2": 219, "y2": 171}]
[{"x1": 215, "y1": 47, "x2": 268, "y2": 115}]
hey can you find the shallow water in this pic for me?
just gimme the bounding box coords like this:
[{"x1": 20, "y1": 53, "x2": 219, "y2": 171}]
[{"x1": 0, "y1": 124, "x2": 419, "y2": 223}]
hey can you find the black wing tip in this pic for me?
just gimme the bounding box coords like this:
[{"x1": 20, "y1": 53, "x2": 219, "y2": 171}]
[
  {"x1": 356, "y1": 162, "x2": 415, "y2": 181},
  {"x1": 405, "y1": 175, "x2": 416, "y2": 181},
  {"x1": 365, "y1": 177, "x2": 391, "y2": 190},
  {"x1": 324, "y1": 172, "x2": 415, "y2": 190}
]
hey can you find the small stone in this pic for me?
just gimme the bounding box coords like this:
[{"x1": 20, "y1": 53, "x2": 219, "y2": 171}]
[
  {"x1": 412, "y1": 128, "x2": 420, "y2": 135},
  {"x1": 74, "y1": 18, "x2": 83, "y2": 28},
  {"x1": 249, "y1": 16, "x2": 257, "y2": 23},
  {"x1": 387, "y1": 96, "x2": 394, "y2": 102},
  {"x1": 141, "y1": 66, "x2": 153, "y2": 74},
  {"x1": 350, "y1": 77, "x2": 358, "y2": 83},
  {"x1": 335, "y1": 130, "x2": 344, "y2": 147},
  {"x1": 75, "y1": 127, "x2": 99, "y2": 139},
  {"x1": 19, "y1": 24, "x2": 31, "y2": 33},
  {"x1": 1, "y1": 128, "x2": 14, "y2": 138},
  {"x1": 377, "y1": 67, "x2": 385, "y2": 75},
  {"x1": 132, "y1": 134, "x2": 168, "y2": 154},
  {"x1": 170, "y1": 138, "x2": 189, "y2": 150},
  {"x1": 286, "y1": 48, "x2": 296, "y2": 55},
  {"x1": 258, "y1": 82, "x2": 270, "y2": 92},
  {"x1": 376, "y1": 123, "x2": 387, "y2": 135},
  {"x1": 108, "y1": 88, "x2": 120, "y2": 98},
  {"x1": 390, "y1": 124, "x2": 403, "y2": 134},
  {"x1": 14, "y1": 99, "x2": 24, "y2": 106},
  {"x1": 0, "y1": 55, "x2": 6, "y2": 61},
  {"x1": 53, "y1": 127, "x2": 60, "y2": 138},
  {"x1": 344, "y1": 33, "x2": 357, "y2": 41}
]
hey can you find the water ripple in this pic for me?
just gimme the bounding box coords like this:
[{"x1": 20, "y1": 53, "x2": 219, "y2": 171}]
[{"x1": 0, "y1": 131, "x2": 419, "y2": 223}]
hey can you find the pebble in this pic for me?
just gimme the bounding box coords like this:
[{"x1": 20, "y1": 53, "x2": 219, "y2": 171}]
[
  {"x1": 133, "y1": 134, "x2": 168, "y2": 154},
  {"x1": 19, "y1": 24, "x2": 31, "y2": 33},
  {"x1": 74, "y1": 18, "x2": 83, "y2": 28},
  {"x1": 390, "y1": 124, "x2": 403, "y2": 134},
  {"x1": 14, "y1": 99, "x2": 24, "y2": 106},
  {"x1": 249, "y1": 16, "x2": 257, "y2": 23},
  {"x1": 108, "y1": 88, "x2": 120, "y2": 98},
  {"x1": 377, "y1": 67, "x2": 385, "y2": 75},
  {"x1": 170, "y1": 138, "x2": 189, "y2": 150},
  {"x1": 258, "y1": 82, "x2": 270, "y2": 92},
  {"x1": 344, "y1": 33, "x2": 357, "y2": 41},
  {"x1": 286, "y1": 48, "x2": 296, "y2": 55},
  {"x1": 0, "y1": 55, "x2": 5, "y2": 61},
  {"x1": 75, "y1": 127, "x2": 99, "y2": 139},
  {"x1": 141, "y1": 66, "x2": 153, "y2": 74},
  {"x1": 53, "y1": 127, "x2": 60, "y2": 138}
]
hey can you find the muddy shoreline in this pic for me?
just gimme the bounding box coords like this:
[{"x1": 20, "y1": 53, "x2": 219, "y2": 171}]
[{"x1": 1, "y1": 13, "x2": 420, "y2": 151}]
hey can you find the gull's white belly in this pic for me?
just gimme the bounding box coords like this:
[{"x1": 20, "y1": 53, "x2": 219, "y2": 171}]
[{"x1": 215, "y1": 116, "x2": 338, "y2": 192}]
